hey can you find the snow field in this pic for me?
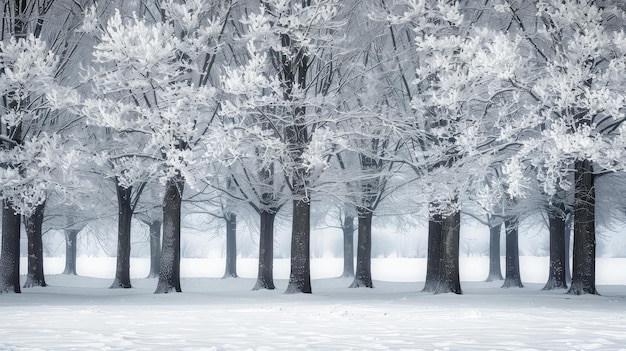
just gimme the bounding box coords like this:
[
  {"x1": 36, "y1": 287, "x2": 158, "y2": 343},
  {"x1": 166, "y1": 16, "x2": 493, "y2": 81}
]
[{"x1": 1, "y1": 257, "x2": 626, "y2": 350}]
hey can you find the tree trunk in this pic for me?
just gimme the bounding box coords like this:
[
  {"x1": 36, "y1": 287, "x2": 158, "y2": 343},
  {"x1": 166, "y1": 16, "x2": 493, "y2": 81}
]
[
  {"x1": 285, "y1": 197, "x2": 311, "y2": 294},
  {"x1": 568, "y1": 159, "x2": 597, "y2": 295},
  {"x1": 349, "y1": 209, "x2": 373, "y2": 288},
  {"x1": 110, "y1": 184, "x2": 133, "y2": 289},
  {"x1": 0, "y1": 200, "x2": 21, "y2": 293},
  {"x1": 155, "y1": 176, "x2": 184, "y2": 294},
  {"x1": 63, "y1": 228, "x2": 79, "y2": 275},
  {"x1": 543, "y1": 208, "x2": 567, "y2": 290},
  {"x1": 565, "y1": 213, "x2": 572, "y2": 283},
  {"x1": 24, "y1": 202, "x2": 46, "y2": 288},
  {"x1": 485, "y1": 221, "x2": 503, "y2": 282},
  {"x1": 147, "y1": 220, "x2": 161, "y2": 278},
  {"x1": 222, "y1": 213, "x2": 238, "y2": 279},
  {"x1": 502, "y1": 216, "x2": 523, "y2": 288},
  {"x1": 341, "y1": 214, "x2": 355, "y2": 278},
  {"x1": 422, "y1": 212, "x2": 442, "y2": 292},
  {"x1": 253, "y1": 210, "x2": 276, "y2": 290},
  {"x1": 434, "y1": 210, "x2": 462, "y2": 294}
]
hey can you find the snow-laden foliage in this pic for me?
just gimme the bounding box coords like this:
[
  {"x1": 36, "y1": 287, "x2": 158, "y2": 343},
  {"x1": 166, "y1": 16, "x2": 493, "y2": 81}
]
[
  {"x1": 503, "y1": 0, "x2": 626, "y2": 198},
  {"x1": 81, "y1": 5, "x2": 229, "y2": 190},
  {"x1": 0, "y1": 35, "x2": 80, "y2": 215},
  {"x1": 386, "y1": 1, "x2": 523, "y2": 216},
  {"x1": 219, "y1": 0, "x2": 345, "y2": 211}
]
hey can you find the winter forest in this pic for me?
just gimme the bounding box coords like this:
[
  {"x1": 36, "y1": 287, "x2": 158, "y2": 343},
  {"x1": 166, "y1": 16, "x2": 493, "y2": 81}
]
[
  {"x1": 2, "y1": 0, "x2": 626, "y2": 293},
  {"x1": 3, "y1": 0, "x2": 626, "y2": 348}
]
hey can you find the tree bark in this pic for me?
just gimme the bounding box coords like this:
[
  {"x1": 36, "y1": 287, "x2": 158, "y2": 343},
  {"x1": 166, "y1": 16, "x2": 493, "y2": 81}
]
[
  {"x1": 222, "y1": 213, "x2": 238, "y2": 279},
  {"x1": 502, "y1": 216, "x2": 523, "y2": 288},
  {"x1": 253, "y1": 210, "x2": 276, "y2": 290},
  {"x1": 565, "y1": 213, "x2": 572, "y2": 283},
  {"x1": 24, "y1": 202, "x2": 46, "y2": 288},
  {"x1": 155, "y1": 176, "x2": 184, "y2": 293},
  {"x1": 285, "y1": 197, "x2": 311, "y2": 294},
  {"x1": 350, "y1": 209, "x2": 373, "y2": 288},
  {"x1": 434, "y1": 210, "x2": 462, "y2": 294},
  {"x1": 543, "y1": 207, "x2": 567, "y2": 290},
  {"x1": 63, "y1": 228, "x2": 79, "y2": 275},
  {"x1": 485, "y1": 221, "x2": 503, "y2": 282},
  {"x1": 568, "y1": 159, "x2": 597, "y2": 295},
  {"x1": 341, "y1": 214, "x2": 355, "y2": 278},
  {"x1": 0, "y1": 200, "x2": 21, "y2": 293},
  {"x1": 422, "y1": 212, "x2": 442, "y2": 292},
  {"x1": 110, "y1": 184, "x2": 133, "y2": 289},
  {"x1": 147, "y1": 220, "x2": 161, "y2": 278}
]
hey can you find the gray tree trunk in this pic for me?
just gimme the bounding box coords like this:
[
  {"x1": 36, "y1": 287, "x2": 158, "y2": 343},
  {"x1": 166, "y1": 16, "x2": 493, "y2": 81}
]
[
  {"x1": 0, "y1": 200, "x2": 21, "y2": 293},
  {"x1": 155, "y1": 176, "x2": 184, "y2": 294},
  {"x1": 434, "y1": 210, "x2": 462, "y2": 294},
  {"x1": 147, "y1": 220, "x2": 161, "y2": 278},
  {"x1": 485, "y1": 221, "x2": 503, "y2": 282},
  {"x1": 568, "y1": 159, "x2": 597, "y2": 295},
  {"x1": 222, "y1": 213, "x2": 238, "y2": 279},
  {"x1": 502, "y1": 216, "x2": 523, "y2": 288},
  {"x1": 543, "y1": 207, "x2": 567, "y2": 290},
  {"x1": 423, "y1": 212, "x2": 443, "y2": 292},
  {"x1": 341, "y1": 214, "x2": 355, "y2": 278},
  {"x1": 254, "y1": 210, "x2": 276, "y2": 290},
  {"x1": 286, "y1": 197, "x2": 312, "y2": 294},
  {"x1": 110, "y1": 184, "x2": 133, "y2": 289},
  {"x1": 349, "y1": 209, "x2": 373, "y2": 288},
  {"x1": 24, "y1": 202, "x2": 46, "y2": 288},
  {"x1": 63, "y1": 228, "x2": 79, "y2": 275}
]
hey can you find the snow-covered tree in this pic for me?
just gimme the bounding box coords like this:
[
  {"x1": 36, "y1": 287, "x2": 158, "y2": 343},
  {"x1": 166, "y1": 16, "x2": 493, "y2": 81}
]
[
  {"x1": 221, "y1": 0, "x2": 346, "y2": 293},
  {"x1": 502, "y1": 0, "x2": 626, "y2": 295},
  {"x1": 0, "y1": 0, "x2": 84, "y2": 293},
  {"x1": 383, "y1": 0, "x2": 523, "y2": 294},
  {"x1": 81, "y1": 1, "x2": 234, "y2": 292}
]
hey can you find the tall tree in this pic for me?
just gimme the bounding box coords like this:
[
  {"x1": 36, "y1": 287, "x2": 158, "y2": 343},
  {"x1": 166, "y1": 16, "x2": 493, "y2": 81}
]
[
  {"x1": 0, "y1": 0, "x2": 79, "y2": 292},
  {"x1": 386, "y1": 0, "x2": 522, "y2": 294},
  {"x1": 503, "y1": 1, "x2": 626, "y2": 294},
  {"x1": 81, "y1": 1, "x2": 234, "y2": 293},
  {"x1": 222, "y1": 0, "x2": 345, "y2": 294}
]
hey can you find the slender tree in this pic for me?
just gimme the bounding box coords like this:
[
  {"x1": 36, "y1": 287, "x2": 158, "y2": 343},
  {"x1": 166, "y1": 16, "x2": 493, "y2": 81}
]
[
  {"x1": 502, "y1": 216, "x2": 523, "y2": 288},
  {"x1": 486, "y1": 218, "x2": 503, "y2": 282}
]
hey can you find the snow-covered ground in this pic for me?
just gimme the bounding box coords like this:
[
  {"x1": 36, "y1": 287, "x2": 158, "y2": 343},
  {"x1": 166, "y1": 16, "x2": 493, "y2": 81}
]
[{"x1": 2, "y1": 257, "x2": 626, "y2": 350}]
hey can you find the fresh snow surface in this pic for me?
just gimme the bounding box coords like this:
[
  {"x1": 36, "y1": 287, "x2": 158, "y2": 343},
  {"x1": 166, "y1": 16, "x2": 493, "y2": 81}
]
[{"x1": 2, "y1": 257, "x2": 626, "y2": 350}]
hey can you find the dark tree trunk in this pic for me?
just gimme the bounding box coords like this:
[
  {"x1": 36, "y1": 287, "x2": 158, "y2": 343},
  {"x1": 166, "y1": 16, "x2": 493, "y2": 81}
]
[
  {"x1": 155, "y1": 176, "x2": 184, "y2": 293},
  {"x1": 568, "y1": 159, "x2": 597, "y2": 295},
  {"x1": 341, "y1": 214, "x2": 355, "y2": 278},
  {"x1": 543, "y1": 208, "x2": 567, "y2": 290},
  {"x1": 147, "y1": 220, "x2": 161, "y2": 278},
  {"x1": 222, "y1": 213, "x2": 238, "y2": 279},
  {"x1": 502, "y1": 216, "x2": 523, "y2": 288},
  {"x1": 485, "y1": 221, "x2": 503, "y2": 282},
  {"x1": 0, "y1": 1, "x2": 27, "y2": 294},
  {"x1": 24, "y1": 202, "x2": 46, "y2": 288},
  {"x1": 434, "y1": 210, "x2": 462, "y2": 294},
  {"x1": 422, "y1": 212, "x2": 442, "y2": 292},
  {"x1": 254, "y1": 210, "x2": 276, "y2": 290},
  {"x1": 285, "y1": 198, "x2": 312, "y2": 294},
  {"x1": 0, "y1": 200, "x2": 21, "y2": 293},
  {"x1": 565, "y1": 213, "x2": 572, "y2": 283},
  {"x1": 110, "y1": 184, "x2": 133, "y2": 289},
  {"x1": 63, "y1": 228, "x2": 79, "y2": 275},
  {"x1": 350, "y1": 209, "x2": 373, "y2": 288}
]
